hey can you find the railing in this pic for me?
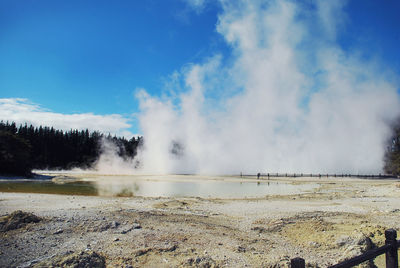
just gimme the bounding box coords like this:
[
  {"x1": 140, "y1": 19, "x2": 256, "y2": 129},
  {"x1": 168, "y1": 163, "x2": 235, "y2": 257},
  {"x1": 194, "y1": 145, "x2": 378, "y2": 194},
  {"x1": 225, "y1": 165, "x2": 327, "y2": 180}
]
[
  {"x1": 291, "y1": 229, "x2": 399, "y2": 268},
  {"x1": 241, "y1": 173, "x2": 396, "y2": 179}
]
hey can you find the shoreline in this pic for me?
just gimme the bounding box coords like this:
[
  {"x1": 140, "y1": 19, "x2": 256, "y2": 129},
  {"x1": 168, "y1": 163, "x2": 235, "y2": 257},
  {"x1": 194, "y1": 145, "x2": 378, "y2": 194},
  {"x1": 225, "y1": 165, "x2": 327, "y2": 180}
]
[{"x1": 0, "y1": 173, "x2": 54, "y2": 181}]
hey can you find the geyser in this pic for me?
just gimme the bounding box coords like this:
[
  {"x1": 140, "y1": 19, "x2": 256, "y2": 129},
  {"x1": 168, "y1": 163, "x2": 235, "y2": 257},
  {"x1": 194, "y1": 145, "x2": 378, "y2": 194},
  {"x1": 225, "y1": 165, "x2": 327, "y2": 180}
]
[{"x1": 105, "y1": 0, "x2": 400, "y2": 175}]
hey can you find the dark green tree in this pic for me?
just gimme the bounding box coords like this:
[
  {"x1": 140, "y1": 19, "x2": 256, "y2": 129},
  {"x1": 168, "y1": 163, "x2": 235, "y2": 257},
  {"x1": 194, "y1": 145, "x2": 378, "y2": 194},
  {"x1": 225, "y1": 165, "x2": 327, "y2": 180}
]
[
  {"x1": 0, "y1": 121, "x2": 142, "y2": 174},
  {"x1": 0, "y1": 131, "x2": 32, "y2": 176}
]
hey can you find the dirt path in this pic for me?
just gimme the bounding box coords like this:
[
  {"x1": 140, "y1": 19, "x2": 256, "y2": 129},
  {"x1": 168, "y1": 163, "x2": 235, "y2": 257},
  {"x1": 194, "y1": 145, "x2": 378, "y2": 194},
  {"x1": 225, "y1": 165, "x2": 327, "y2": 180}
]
[{"x1": 0, "y1": 177, "x2": 399, "y2": 267}]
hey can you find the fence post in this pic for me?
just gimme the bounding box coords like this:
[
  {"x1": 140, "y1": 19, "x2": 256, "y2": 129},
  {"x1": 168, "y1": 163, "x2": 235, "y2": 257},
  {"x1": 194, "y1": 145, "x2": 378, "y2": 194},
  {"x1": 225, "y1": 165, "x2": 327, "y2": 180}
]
[
  {"x1": 291, "y1": 257, "x2": 305, "y2": 268},
  {"x1": 385, "y1": 229, "x2": 398, "y2": 268}
]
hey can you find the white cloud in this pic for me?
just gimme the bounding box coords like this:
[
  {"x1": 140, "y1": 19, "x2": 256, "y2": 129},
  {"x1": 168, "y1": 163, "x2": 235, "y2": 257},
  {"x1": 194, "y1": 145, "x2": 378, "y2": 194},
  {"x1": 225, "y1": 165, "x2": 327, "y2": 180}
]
[
  {"x1": 0, "y1": 98, "x2": 135, "y2": 138},
  {"x1": 184, "y1": 0, "x2": 207, "y2": 13}
]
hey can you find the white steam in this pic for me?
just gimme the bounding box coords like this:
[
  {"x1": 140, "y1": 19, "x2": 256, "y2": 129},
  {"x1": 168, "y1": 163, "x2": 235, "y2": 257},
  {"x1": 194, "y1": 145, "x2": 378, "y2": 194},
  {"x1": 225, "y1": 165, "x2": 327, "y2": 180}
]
[
  {"x1": 92, "y1": 137, "x2": 139, "y2": 175},
  {"x1": 115, "y1": 0, "x2": 400, "y2": 174}
]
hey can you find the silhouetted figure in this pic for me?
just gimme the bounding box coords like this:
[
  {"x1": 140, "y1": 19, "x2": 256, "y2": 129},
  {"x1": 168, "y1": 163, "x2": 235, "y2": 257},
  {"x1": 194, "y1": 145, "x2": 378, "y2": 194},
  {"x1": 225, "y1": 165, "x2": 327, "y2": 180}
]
[{"x1": 257, "y1": 173, "x2": 260, "y2": 179}]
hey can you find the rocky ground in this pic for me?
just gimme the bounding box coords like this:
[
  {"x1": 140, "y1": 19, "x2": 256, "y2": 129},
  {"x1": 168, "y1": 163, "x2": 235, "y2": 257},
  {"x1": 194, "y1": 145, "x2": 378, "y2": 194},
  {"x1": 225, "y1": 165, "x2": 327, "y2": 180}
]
[{"x1": 0, "y1": 177, "x2": 399, "y2": 267}]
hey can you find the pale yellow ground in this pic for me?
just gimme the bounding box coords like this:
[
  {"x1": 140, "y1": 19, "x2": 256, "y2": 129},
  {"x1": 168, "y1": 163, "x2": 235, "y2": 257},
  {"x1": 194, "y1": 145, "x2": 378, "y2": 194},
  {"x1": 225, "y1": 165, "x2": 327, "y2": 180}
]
[{"x1": 1, "y1": 176, "x2": 399, "y2": 267}]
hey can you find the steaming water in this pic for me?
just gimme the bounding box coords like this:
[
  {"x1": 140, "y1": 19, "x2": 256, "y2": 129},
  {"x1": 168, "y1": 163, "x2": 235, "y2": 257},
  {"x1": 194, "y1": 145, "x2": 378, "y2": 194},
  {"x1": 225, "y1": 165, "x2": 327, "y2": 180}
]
[
  {"x1": 92, "y1": 175, "x2": 318, "y2": 198},
  {"x1": 0, "y1": 175, "x2": 318, "y2": 198},
  {"x1": 126, "y1": 0, "x2": 400, "y2": 175}
]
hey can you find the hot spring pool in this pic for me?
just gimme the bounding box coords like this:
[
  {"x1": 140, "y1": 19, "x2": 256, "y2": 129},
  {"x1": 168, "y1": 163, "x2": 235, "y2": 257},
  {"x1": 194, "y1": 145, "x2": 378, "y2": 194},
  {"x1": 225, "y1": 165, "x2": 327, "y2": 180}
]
[{"x1": 0, "y1": 174, "x2": 319, "y2": 198}]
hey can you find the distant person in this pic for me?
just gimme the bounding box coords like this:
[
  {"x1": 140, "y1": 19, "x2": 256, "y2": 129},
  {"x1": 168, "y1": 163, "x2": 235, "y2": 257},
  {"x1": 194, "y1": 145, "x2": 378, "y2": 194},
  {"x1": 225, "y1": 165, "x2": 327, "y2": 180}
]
[{"x1": 257, "y1": 173, "x2": 260, "y2": 179}]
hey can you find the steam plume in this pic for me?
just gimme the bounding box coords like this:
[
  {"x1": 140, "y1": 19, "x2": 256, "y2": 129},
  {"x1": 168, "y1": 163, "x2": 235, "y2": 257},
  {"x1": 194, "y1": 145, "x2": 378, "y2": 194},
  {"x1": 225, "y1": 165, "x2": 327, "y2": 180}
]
[
  {"x1": 135, "y1": 0, "x2": 400, "y2": 174},
  {"x1": 92, "y1": 137, "x2": 139, "y2": 174}
]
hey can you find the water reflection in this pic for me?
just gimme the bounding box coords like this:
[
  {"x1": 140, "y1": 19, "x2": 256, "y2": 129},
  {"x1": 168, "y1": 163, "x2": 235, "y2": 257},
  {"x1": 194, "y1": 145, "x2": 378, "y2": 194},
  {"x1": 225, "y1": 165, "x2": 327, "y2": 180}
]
[
  {"x1": 0, "y1": 175, "x2": 318, "y2": 198},
  {"x1": 0, "y1": 180, "x2": 98, "y2": 196},
  {"x1": 92, "y1": 176, "x2": 317, "y2": 198}
]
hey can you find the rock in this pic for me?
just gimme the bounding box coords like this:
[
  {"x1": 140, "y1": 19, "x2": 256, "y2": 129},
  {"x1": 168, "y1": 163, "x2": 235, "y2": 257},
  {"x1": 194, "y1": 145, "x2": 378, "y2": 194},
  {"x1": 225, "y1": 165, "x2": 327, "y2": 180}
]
[
  {"x1": 133, "y1": 248, "x2": 152, "y2": 257},
  {"x1": 120, "y1": 229, "x2": 130, "y2": 234},
  {"x1": 336, "y1": 235, "x2": 353, "y2": 247},
  {"x1": 0, "y1": 210, "x2": 41, "y2": 231},
  {"x1": 339, "y1": 234, "x2": 377, "y2": 268},
  {"x1": 89, "y1": 221, "x2": 121, "y2": 232},
  {"x1": 309, "y1": 241, "x2": 320, "y2": 248},
  {"x1": 159, "y1": 244, "x2": 178, "y2": 252},
  {"x1": 194, "y1": 256, "x2": 219, "y2": 268},
  {"x1": 185, "y1": 258, "x2": 195, "y2": 266},
  {"x1": 111, "y1": 221, "x2": 120, "y2": 228},
  {"x1": 237, "y1": 245, "x2": 246, "y2": 253},
  {"x1": 121, "y1": 223, "x2": 142, "y2": 234},
  {"x1": 251, "y1": 219, "x2": 292, "y2": 233},
  {"x1": 33, "y1": 250, "x2": 106, "y2": 268},
  {"x1": 187, "y1": 256, "x2": 218, "y2": 268},
  {"x1": 53, "y1": 228, "x2": 64, "y2": 235},
  {"x1": 132, "y1": 222, "x2": 142, "y2": 229},
  {"x1": 251, "y1": 226, "x2": 267, "y2": 233},
  {"x1": 133, "y1": 244, "x2": 178, "y2": 257}
]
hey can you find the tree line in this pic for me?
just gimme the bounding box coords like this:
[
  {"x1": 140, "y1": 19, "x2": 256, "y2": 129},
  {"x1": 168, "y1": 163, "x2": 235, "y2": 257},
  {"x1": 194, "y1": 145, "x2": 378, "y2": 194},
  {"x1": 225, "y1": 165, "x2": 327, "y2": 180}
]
[
  {"x1": 0, "y1": 121, "x2": 142, "y2": 176},
  {"x1": 2, "y1": 119, "x2": 400, "y2": 177}
]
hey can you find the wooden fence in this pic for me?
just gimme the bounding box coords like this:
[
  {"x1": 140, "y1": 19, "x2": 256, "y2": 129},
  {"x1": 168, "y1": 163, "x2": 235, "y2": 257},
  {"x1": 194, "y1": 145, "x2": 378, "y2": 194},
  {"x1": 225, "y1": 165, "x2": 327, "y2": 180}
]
[{"x1": 291, "y1": 229, "x2": 399, "y2": 268}]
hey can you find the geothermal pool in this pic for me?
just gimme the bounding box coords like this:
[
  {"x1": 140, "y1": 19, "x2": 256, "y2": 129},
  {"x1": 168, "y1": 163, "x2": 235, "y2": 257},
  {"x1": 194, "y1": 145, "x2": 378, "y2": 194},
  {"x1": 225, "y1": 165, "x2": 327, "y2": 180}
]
[{"x1": 0, "y1": 174, "x2": 319, "y2": 198}]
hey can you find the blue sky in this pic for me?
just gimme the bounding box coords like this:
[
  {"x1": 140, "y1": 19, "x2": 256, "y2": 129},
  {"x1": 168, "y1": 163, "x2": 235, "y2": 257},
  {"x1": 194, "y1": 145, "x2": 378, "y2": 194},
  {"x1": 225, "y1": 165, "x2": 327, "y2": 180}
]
[{"x1": 0, "y1": 0, "x2": 399, "y2": 137}]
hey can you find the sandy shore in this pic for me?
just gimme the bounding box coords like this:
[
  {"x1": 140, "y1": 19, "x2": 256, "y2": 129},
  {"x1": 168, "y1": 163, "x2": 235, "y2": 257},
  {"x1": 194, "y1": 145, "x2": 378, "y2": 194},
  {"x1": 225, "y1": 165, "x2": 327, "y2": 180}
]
[{"x1": 1, "y1": 176, "x2": 400, "y2": 267}]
